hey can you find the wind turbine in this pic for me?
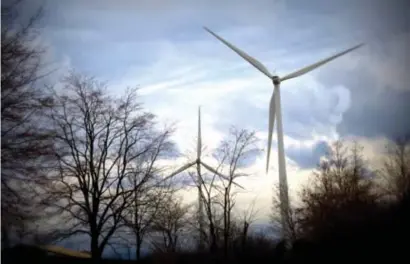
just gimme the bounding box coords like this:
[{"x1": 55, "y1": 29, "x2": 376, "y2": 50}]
[
  {"x1": 166, "y1": 106, "x2": 244, "y2": 248},
  {"x1": 204, "y1": 26, "x2": 363, "y2": 246}
]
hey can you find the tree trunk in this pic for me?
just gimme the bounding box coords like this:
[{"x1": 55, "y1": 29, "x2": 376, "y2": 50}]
[
  {"x1": 223, "y1": 188, "x2": 228, "y2": 258},
  {"x1": 167, "y1": 230, "x2": 173, "y2": 252},
  {"x1": 242, "y1": 221, "x2": 249, "y2": 249},
  {"x1": 209, "y1": 222, "x2": 217, "y2": 252},
  {"x1": 91, "y1": 234, "x2": 101, "y2": 260},
  {"x1": 136, "y1": 233, "x2": 142, "y2": 260}
]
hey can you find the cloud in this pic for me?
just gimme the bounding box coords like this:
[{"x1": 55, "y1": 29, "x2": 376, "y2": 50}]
[
  {"x1": 320, "y1": 33, "x2": 410, "y2": 140},
  {"x1": 338, "y1": 88, "x2": 410, "y2": 139},
  {"x1": 214, "y1": 74, "x2": 352, "y2": 142},
  {"x1": 286, "y1": 140, "x2": 331, "y2": 169}
]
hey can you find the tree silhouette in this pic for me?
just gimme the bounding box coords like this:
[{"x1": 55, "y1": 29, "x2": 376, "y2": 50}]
[
  {"x1": 47, "y1": 73, "x2": 174, "y2": 259},
  {"x1": 1, "y1": 0, "x2": 55, "y2": 248}
]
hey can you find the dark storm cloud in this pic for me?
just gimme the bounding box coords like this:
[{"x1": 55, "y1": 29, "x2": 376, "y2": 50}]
[
  {"x1": 286, "y1": 140, "x2": 331, "y2": 169},
  {"x1": 337, "y1": 84, "x2": 410, "y2": 139},
  {"x1": 304, "y1": 0, "x2": 410, "y2": 140},
  {"x1": 319, "y1": 31, "x2": 410, "y2": 140}
]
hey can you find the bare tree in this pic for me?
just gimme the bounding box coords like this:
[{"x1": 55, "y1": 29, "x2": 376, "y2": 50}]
[
  {"x1": 183, "y1": 162, "x2": 226, "y2": 252},
  {"x1": 183, "y1": 127, "x2": 259, "y2": 254},
  {"x1": 378, "y1": 137, "x2": 410, "y2": 201},
  {"x1": 47, "y1": 73, "x2": 173, "y2": 259},
  {"x1": 212, "y1": 127, "x2": 260, "y2": 256},
  {"x1": 237, "y1": 199, "x2": 258, "y2": 249},
  {"x1": 150, "y1": 195, "x2": 191, "y2": 253},
  {"x1": 296, "y1": 140, "x2": 377, "y2": 240},
  {"x1": 121, "y1": 123, "x2": 175, "y2": 260},
  {"x1": 1, "y1": 0, "x2": 55, "y2": 248}
]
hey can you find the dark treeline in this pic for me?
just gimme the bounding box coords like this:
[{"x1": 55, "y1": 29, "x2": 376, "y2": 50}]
[{"x1": 2, "y1": 1, "x2": 410, "y2": 264}]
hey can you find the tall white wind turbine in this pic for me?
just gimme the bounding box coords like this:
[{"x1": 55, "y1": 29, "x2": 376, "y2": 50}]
[
  {"x1": 204, "y1": 26, "x2": 363, "y2": 246},
  {"x1": 166, "y1": 106, "x2": 244, "y2": 248}
]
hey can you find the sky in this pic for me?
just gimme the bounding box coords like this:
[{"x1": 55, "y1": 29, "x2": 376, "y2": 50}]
[{"x1": 9, "y1": 0, "x2": 410, "y2": 250}]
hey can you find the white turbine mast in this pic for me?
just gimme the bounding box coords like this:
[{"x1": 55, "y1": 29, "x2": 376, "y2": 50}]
[
  {"x1": 204, "y1": 26, "x2": 363, "y2": 247},
  {"x1": 166, "y1": 106, "x2": 244, "y2": 249}
]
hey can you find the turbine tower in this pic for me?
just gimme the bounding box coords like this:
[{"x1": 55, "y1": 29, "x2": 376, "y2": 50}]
[
  {"x1": 166, "y1": 106, "x2": 244, "y2": 249},
  {"x1": 204, "y1": 26, "x2": 363, "y2": 247}
]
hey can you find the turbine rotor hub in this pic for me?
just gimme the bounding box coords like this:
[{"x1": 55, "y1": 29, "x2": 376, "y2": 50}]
[{"x1": 272, "y1": 76, "x2": 280, "y2": 85}]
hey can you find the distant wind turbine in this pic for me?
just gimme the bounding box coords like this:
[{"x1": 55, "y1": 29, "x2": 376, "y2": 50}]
[
  {"x1": 204, "y1": 26, "x2": 363, "y2": 246},
  {"x1": 166, "y1": 106, "x2": 245, "y2": 187},
  {"x1": 166, "y1": 106, "x2": 244, "y2": 248}
]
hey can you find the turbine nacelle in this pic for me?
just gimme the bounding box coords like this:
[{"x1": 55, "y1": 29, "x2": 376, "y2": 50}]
[{"x1": 272, "y1": 76, "x2": 280, "y2": 85}]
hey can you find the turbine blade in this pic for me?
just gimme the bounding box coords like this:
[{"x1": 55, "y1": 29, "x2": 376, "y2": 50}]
[
  {"x1": 165, "y1": 161, "x2": 196, "y2": 180},
  {"x1": 280, "y1": 43, "x2": 364, "y2": 82},
  {"x1": 197, "y1": 106, "x2": 202, "y2": 159},
  {"x1": 201, "y1": 161, "x2": 245, "y2": 189},
  {"x1": 204, "y1": 27, "x2": 272, "y2": 79},
  {"x1": 266, "y1": 92, "x2": 276, "y2": 174}
]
